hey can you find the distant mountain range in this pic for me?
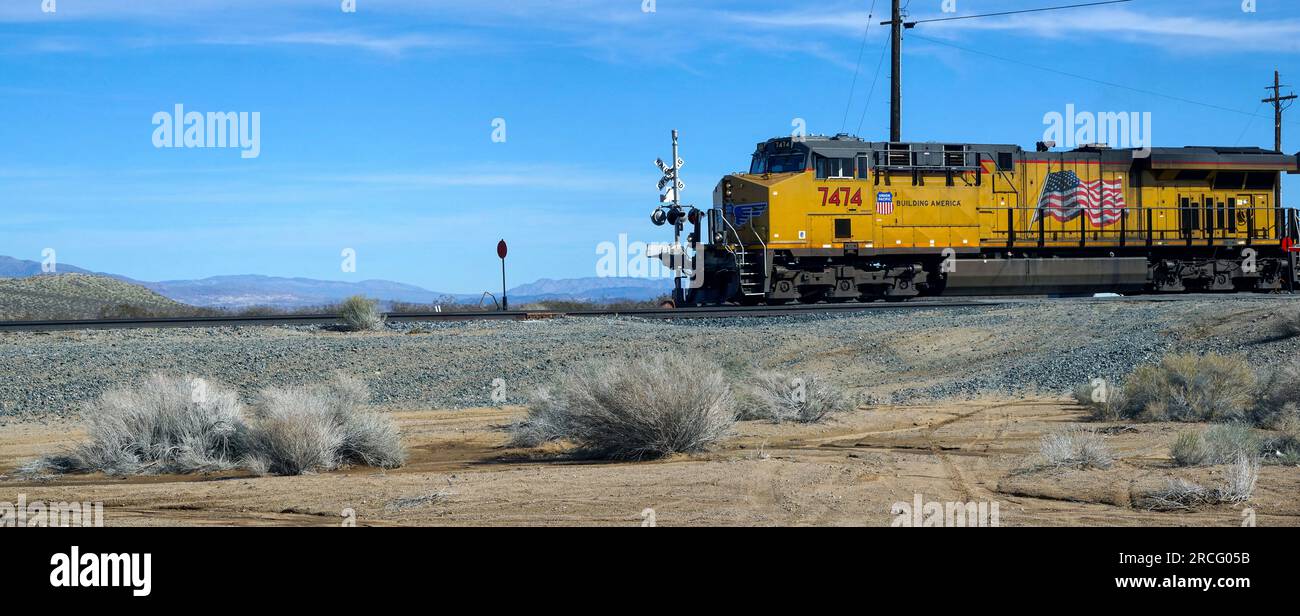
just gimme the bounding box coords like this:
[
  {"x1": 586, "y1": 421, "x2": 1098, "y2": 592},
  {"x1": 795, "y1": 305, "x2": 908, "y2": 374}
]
[
  {"x1": 143, "y1": 275, "x2": 461, "y2": 309},
  {"x1": 0, "y1": 256, "x2": 96, "y2": 277},
  {"x1": 0, "y1": 256, "x2": 673, "y2": 309}
]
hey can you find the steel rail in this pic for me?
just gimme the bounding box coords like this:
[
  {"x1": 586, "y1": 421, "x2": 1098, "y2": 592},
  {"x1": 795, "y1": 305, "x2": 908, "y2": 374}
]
[{"x1": 0, "y1": 299, "x2": 1008, "y2": 332}]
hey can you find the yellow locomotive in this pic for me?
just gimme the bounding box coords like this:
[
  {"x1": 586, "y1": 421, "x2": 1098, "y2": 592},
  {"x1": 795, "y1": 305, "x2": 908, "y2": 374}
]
[{"x1": 683, "y1": 135, "x2": 1300, "y2": 304}]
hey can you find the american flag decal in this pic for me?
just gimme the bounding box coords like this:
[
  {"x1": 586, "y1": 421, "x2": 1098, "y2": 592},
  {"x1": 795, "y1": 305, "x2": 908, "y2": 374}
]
[{"x1": 1034, "y1": 171, "x2": 1127, "y2": 227}]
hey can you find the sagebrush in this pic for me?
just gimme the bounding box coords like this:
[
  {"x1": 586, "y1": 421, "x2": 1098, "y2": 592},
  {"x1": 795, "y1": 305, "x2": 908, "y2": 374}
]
[
  {"x1": 1113, "y1": 353, "x2": 1255, "y2": 422},
  {"x1": 243, "y1": 375, "x2": 406, "y2": 475},
  {"x1": 1145, "y1": 453, "x2": 1260, "y2": 511},
  {"x1": 1072, "y1": 380, "x2": 1128, "y2": 422},
  {"x1": 339, "y1": 295, "x2": 386, "y2": 332},
  {"x1": 1270, "y1": 311, "x2": 1300, "y2": 340},
  {"x1": 739, "y1": 372, "x2": 853, "y2": 424},
  {"x1": 1255, "y1": 360, "x2": 1300, "y2": 428},
  {"x1": 1039, "y1": 427, "x2": 1113, "y2": 470},
  {"x1": 28, "y1": 373, "x2": 404, "y2": 477},
  {"x1": 508, "y1": 352, "x2": 736, "y2": 459},
  {"x1": 26, "y1": 374, "x2": 246, "y2": 476}
]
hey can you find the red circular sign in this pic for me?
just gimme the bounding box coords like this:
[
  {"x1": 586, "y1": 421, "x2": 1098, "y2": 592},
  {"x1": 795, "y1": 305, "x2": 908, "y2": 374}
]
[{"x1": 497, "y1": 240, "x2": 508, "y2": 259}]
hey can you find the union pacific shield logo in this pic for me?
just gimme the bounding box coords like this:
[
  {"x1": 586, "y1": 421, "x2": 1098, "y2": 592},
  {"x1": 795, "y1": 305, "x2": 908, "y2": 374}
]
[{"x1": 876, "y1": 191, "x2": 894, "y2": 215}]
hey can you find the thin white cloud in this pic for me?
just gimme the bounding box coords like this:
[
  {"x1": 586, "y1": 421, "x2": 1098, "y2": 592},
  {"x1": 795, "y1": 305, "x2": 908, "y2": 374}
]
[
  {"x1": 5, "y1": 1, "x2": 1294, "y2": 61},
  {"x1": 203, "y1": 31, "x2": 479, "y2": 56},
  {"x1": 920, "y1": 8, "x2": 1300, "y2": 53},
  {"x1": 717, "y1": 5, "x2": 1300, "y2": 54}
]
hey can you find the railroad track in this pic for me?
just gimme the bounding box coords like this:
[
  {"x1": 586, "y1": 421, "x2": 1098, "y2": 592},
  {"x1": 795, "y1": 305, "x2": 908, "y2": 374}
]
[
  {"x1": 0, "y1": 299, "x2": 1008, "y2": 332},
  {"x1": 0, "y1": 292, "x2": 1288, "y2": 332}
]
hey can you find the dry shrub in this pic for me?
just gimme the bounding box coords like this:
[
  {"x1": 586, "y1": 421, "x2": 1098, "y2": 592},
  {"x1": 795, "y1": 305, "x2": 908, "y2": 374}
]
[
  {"x1": 1072, "y1": 380, "x2": 1129, "y2": 422},
  {"x1": 740, "y1": 372, "x2": 853, "y2": 424},
  {"x1": 1145, "y1": 453, "x2": 1260, "y2": 511},
  {"x1": 27, "y1": 374, "x2": 246, "y2": 476},
  {"x1": 507, "y1": 352, "x2": 735, "y2": 459},
  {"x1": 507, "y1": 389, "x2": 568, "y2": 448},
  {"x1": 1170, "y1": 431, "x2": 1208, "y2": 467},
  {"x1": 1255, "y1": 358, "x2": 1300, "y2": 427},
  {"x1": 1039, "y1": 427, "x2": 1113, "y2": 470},
  {"x1": 1169, "y1": 423, "x2": 1262, "y2": 467},
  {"x1": 27, "y1": 374, "x2": 405, "y2": 478},
  {"x1": 1270, "y1": 311, "x2": 1300, "y2": 340},
  {"x1": 244, "y1": 375, "x2": 405, "y2": 475},
  {"x1": 1203, "y1": 423, "x2": 1261, "y2": 462},
  {"x1": 1124, "y1": 353, "x2": 1255, "y2": 422},
  {"x1": 1260, "y1": 411, "x2": 1300, "y2": 465},
  {"x1": 339, "y1": 295, "x2": 386, "y2": 332}
]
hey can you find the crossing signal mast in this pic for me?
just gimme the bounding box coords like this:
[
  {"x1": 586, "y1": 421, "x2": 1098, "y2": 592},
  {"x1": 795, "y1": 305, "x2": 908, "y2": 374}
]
[{"x1": 650, "y1": 130, "x2": 701, "y2": 306}]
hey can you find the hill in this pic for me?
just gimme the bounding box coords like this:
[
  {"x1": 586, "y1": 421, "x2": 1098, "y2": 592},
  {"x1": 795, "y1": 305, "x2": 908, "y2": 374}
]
[{"x1": 0, "y1": 274, "x2": 199, "y2": 321}]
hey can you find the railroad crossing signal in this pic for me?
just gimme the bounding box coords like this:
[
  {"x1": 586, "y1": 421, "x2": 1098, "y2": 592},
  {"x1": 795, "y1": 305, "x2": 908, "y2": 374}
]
[
  {"x1": 650, "y1": 130, "x2": 694, "y2": 306},
  {"x1": 656, "y1": 156, "x2": 685, "y2": 203},
  {"x1": 651, "y1": 131, "x2": 688, "y2": 226}
]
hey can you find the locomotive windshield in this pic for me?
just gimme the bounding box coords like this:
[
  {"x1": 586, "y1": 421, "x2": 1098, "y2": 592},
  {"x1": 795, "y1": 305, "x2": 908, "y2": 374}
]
[{"x1": 750, "y1": 153, "x2": 807, "y2": 174}]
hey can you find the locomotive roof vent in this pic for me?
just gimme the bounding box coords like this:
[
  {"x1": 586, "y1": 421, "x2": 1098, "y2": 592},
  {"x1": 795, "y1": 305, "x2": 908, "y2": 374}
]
[{"x1": 1073, "y1": 143, "x2": 1112, "y2": 152}]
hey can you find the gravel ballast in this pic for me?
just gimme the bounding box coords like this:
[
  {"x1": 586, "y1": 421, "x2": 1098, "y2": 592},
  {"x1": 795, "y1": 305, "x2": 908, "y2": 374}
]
[{"x1": 3, "y1": 296, "x2": 1299, "y2": 420}]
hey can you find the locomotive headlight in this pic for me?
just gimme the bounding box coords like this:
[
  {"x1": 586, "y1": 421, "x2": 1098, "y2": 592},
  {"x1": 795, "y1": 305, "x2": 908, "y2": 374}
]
[{"x1": 724, "y1": 180, "x2": 734, "y2": 202}]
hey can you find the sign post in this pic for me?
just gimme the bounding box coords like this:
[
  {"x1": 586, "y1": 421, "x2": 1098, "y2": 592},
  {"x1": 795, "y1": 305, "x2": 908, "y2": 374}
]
[{"x1": 497, "y1": 239, "x2": 509, "y2": 311}]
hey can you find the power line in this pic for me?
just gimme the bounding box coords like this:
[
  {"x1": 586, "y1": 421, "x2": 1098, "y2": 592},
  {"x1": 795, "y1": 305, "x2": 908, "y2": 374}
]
[
  {"x1": 855, "y1": 20, "x2": 892, "y2": 136},
  {"x1": 840, "y1": 0, "x2": 879, "y2": 133},
  {"x1": 907, "y1": 32, "x2": 1262, "y2": 118},
  {"x1": 906, "y1": 0, "x2": 1133, "y2": 26},
  {"x1": 1234, "y1": 101, "x2": 1265, "y2": 146}
]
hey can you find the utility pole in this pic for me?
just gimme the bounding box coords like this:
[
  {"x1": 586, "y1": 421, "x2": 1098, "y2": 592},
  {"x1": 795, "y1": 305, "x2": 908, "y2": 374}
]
[
  {"x1": 1262, "y1": 70, "x2": 1297, "y2": 293},
  {"x1": 1264, "y1": 70, "x2": 1296, "y2": 155},
  {"x1": 1263, "y1": 70, "x2": 1296, "y2": 208},
  {"x1": 887, "y1": 0, "x2": 903, "y2": 142}
]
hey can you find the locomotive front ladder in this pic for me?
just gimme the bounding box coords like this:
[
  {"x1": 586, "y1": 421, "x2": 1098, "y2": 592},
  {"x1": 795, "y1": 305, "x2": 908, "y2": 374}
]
[{"x1": 717, "y1": 210, "x2": 766, "y2": 298}]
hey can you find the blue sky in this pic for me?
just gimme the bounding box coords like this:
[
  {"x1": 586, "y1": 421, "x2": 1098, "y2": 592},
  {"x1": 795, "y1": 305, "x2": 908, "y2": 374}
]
[{"x1": 2, "y1": 0, "x2": 1298, "y2": 293}]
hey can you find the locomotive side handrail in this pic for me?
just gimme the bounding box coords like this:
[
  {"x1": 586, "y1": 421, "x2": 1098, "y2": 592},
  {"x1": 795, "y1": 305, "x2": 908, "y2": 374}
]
[{"x1": 980, "y1": 205, "x2": 1279, "y2": 248}]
